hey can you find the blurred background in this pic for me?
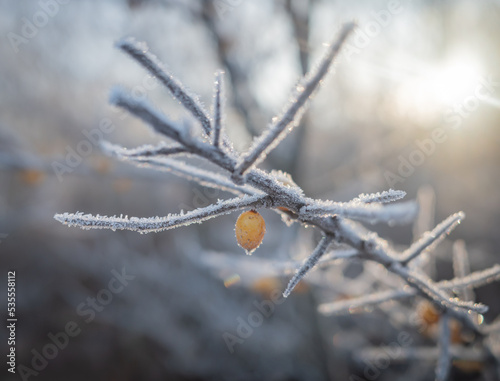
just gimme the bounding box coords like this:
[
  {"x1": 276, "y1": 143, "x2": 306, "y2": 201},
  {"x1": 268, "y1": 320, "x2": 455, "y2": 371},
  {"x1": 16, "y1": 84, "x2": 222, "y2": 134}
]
[{"x1": 1, "y1": 0, "x2": 500, "y2": 380}]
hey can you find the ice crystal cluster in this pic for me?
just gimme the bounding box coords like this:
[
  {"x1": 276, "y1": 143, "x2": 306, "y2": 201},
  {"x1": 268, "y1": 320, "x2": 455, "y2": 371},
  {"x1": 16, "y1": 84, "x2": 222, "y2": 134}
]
[{"x1": 54, "y1": 22, "x2": 500, "y2": 379}]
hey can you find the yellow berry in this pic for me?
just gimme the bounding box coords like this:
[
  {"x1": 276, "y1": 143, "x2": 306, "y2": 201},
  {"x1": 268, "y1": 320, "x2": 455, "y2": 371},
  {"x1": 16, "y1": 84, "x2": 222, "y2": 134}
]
[{"x1": 235, "y1": 210, "x2": 266, "y2": 254}]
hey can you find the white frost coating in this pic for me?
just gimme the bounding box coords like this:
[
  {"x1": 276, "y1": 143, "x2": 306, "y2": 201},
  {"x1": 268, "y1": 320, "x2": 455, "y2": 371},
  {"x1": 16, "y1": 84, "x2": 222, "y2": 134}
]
[
  {"x1": 101, "y1": 141, "x2": 257, "y2": 196},
  {"x1": 320, "y1": 264, "x2": 500, "y2": 316},
  {"x1": 335, "y1": 218, "x2": 488, "y2": 328},
  {"x1": 352, "y1": 189, "x2": 406, "y2": 204},
  {"x1": 232, "y1": 22, "x2": 356, "y2": 178},
  {"x1": 117, "y1": 37, "x2": 212, "y2": 135},
  {"x1": 400, "y1": 212, "x2": 465, "y2": 264},
  {"x1": 101, "y1": 140, "x2": 185, "y2": 158},
  {"x1": 440, "y1": 264, "x2": 500, "y2": 290},
  {"x1": 301, "y1": 200, "x2": 417, "y2": 225},
  {"x1": 336, "y1": 218, "x2": 399, "y2": 260},
  {"x1": 400, "y1": 265, "x2": 488, "y2": 314},
  {"x1": 212, "y1": 71, "x2": 224, "y2": 148},
  {"x1": 452, "y1": 240, "x2": 474, "y2": 302},
  {"x1": 54, "y1": 194, "x2": 269, "y2": 233},
  {"x1": 318, "y1": 248, "x2": 360, "y2": 263},
  {"x1": 110, "y1": 87, "x2": 187, "y2": 143},
  {"x1": 283, "y1": 235, "x2": 334, "y2": 297},
  {"x1": 51, "y1": 26, "x2": 500, "y2": 344}
]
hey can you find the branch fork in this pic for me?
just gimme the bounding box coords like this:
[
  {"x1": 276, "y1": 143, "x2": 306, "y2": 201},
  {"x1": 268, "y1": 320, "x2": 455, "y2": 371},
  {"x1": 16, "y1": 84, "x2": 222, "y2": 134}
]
[{"x1": 54, "y1": 22, "x2": 500, "y2": 343}]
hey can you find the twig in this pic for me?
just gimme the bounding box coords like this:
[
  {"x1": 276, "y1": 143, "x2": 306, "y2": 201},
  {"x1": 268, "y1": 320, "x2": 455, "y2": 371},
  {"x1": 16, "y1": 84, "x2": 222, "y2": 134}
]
[
  {"x1": 319, "y1": 265, "x2": 500, "y2": 316},
  {"x1": 353, "y1": 189, "x2": 407, "y2": 204},
  {"x1": 212, "y1": 71, "x2": 224, "y2": 148},
  {"x1": 400, "y1": 212, "x2": 465, "y2": 265},
  {"x1": 54, "y1": 24, "x2": 500, "y2": 337},
  {"x1": 232, "y1": 22, "x2": 356, "y2": 181},
  {"x1": 102, "y1": 141, "x2": 187, "y2": 157},
  {"x1": 283, "y1": 234, "x2": 334, "y2": 297},
  {"x1": 301, "y1": 199, "x2": 417, "y2": 225},
  {"x1": 117, "y1": 38, "x2": 212, "y2": 136},
  {"x1": 55, "y1": 194, "x2": 271, "y2": 233},
  {"x1": 452, "y1": 240, "x2": 474, "y2": 302}
]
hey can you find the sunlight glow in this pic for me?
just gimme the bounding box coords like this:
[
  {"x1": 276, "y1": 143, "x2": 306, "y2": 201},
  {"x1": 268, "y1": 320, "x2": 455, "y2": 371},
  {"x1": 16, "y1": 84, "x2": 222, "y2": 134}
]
[
  {"x1": 428, "y1": 58, "x2": 483, "y2": 105},
  {"x1": 394, "y1": 53, "x2": 485, "y2": 123}
]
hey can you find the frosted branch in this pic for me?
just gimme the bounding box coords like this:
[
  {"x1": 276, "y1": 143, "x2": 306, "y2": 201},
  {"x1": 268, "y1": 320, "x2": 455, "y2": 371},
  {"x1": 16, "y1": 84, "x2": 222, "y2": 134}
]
[
  {"x1": 232, "y1": 22, "x2": 356, "y2": 180},
  {"x1": 325, "y1": 218, "x2": 488, "y2": 331},
  {"x1": 110, "y1": 87, "x2": 187, "y2": 143},
  {"x1": 440, "y1": 264, "x2": 500, "y2": 291},
  {"x1": 283, "y1": 234, "x2": 334, "y2": 297},
  {"x1": 319, "y1": 265, "x2": 500, "y2": 315},
  {"x1": 334, "y1": 218, "x2": 399, "y2": 262},
  {"x1": 352, "y1": 189, "x2": 406, "y2": 204},
  {"x1": 452, "y1": 240, "x2": 474, "y2": 302},
  {"x1": 101, "y1": 140, "x2": 186, "y2": 158},
  {"x1": 212, "y1": 71, "x2": 224, "y2": 148},
  {"x1": 301, "y1": 199, "x2": 417, "y2": 225},
  {"x1": 397, "y1": 265, "x2": 487, "y2": 315},
  {"x1": 102, "y1": 141, "x2": 256, "y2": 195},
  {"x1": 55, "y1": 194, "x2": 271, "y2": 233},
  {"x1": 132, "y1": 157, "x2": 256, "y2": 195},
  {"x1": 400, "y1": 212, "x2": 465, "y2": 265},
  {"x1": 109, "y1": 88, "x2": 236, "y2": 173},
  {"x1": 53, "y1": 25, "x2": 500, "y2": 344},
  {"x1": 117, "y1": 37, "x2": 212, "y2": 135}
]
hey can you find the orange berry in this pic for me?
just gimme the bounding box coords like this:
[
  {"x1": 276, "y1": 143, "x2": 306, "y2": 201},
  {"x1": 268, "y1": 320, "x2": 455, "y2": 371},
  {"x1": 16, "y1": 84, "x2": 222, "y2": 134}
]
[{"x1": 235, "y1": 210, "x2": 266, "y2": 254}]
